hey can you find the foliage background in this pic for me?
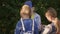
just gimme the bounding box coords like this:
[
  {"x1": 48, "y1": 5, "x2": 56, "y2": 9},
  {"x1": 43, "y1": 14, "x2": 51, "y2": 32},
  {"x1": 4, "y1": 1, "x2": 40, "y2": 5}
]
[{"x1": 0, "y1": 0, "x2": 60, "y2": 34}]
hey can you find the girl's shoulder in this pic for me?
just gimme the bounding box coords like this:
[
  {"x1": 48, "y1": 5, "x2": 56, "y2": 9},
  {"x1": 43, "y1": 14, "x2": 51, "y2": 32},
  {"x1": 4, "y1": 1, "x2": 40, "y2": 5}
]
[
  {"x1": 16, "y1": 20, "x2": 22, "y2": 26},
  {"x1": 35, "y1": 13, "x2": 41, "y2": 17}
]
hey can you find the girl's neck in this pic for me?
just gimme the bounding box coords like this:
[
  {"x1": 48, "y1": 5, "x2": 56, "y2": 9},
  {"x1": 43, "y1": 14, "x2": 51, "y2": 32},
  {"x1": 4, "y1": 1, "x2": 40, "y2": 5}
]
[{"x1": 22, "y1": 16, "x2": 30, "y2": 20}]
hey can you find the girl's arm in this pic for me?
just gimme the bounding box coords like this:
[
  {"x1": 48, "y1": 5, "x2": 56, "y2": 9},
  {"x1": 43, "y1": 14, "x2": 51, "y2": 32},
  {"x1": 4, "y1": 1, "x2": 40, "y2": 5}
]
[
  {"x1": 14, "y1": 21, "x2": 22, "y2": 34},
  {"x1": 42, "y1": 24, "x2": 52, "y2": 34}
]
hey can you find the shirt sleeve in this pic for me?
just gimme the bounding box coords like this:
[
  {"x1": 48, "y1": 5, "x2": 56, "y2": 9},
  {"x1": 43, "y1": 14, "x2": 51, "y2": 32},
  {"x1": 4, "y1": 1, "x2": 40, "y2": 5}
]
[
  {"x1": 14, "y1": 21, "x2": 22, "y2": 34},
  {"x1": 35, "y1": 13, "x2": 41, "y2": 30},
  {"x1": 38, "y1": 15, "x2": 41, "y2": 30}
]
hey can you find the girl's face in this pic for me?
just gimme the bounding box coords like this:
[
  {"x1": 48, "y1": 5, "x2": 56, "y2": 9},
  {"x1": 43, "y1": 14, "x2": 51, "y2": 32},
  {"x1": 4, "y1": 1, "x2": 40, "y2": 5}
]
[
  {"x1": 20, "y1": 5, "x2": 31, "y2": 19},
  {"x1": 20, "y1": 9, "x2": 30, "y2": 19},
  {"x1": 45, "y1": 13, "x2": 52, "y2": 22}
]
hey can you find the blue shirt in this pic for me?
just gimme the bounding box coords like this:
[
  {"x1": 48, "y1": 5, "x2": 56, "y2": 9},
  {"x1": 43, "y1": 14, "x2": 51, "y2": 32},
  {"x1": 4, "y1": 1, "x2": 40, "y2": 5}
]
[
  {"x1": 32, "y1": 13, "x2": 41, "y2": 30},
  {"x1": 14, "y1": 19, "x2": 39, "y2": 34}
]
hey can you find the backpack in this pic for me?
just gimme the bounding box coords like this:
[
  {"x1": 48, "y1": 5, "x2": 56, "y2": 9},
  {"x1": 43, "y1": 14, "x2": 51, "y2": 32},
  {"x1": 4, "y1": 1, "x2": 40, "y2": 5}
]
[{"x1": 20, "y1": 18, "x2": 34, "y2": 34}]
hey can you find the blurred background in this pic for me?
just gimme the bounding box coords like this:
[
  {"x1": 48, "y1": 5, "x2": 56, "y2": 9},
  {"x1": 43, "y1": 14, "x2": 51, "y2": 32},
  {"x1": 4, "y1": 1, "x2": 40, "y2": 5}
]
[{"x1": 0, "y1": 0, "x2": 60, "y2": 34}]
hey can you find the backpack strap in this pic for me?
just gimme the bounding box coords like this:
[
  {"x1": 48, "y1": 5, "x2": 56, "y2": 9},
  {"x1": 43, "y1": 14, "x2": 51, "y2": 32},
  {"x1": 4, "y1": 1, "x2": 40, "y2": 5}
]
[
  {"x1": 21, "y1": 18, "x2": 35, "y2": 34},
  {"x1": 21, "y1": 18, "x2": 25, "y2": 31},
  {"x1": 32, "y1": 20, "x2": 34, "y2": 34}
]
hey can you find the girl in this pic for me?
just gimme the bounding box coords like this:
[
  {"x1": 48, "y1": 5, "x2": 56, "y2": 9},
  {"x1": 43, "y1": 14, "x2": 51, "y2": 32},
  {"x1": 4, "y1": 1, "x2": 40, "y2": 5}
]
[
  {"x1": 42, "y1": 7, "x2": 60, "y2": 34},
  {"x1": 14, "y1": 5, "x2": 39, "y2": 34},
  {"x1": 24, "y1": 1, "x2": 41, "y2": 32}
]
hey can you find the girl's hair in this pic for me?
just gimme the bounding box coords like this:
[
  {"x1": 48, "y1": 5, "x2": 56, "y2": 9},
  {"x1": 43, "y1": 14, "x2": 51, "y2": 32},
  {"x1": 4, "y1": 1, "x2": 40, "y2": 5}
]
[
  {"x1": 20, "y1": 5, "x2": 31, "y2": 18},
  {"x1": 45, "y1": 7, "x2": 60, "y2": 34},
  {"x1": 45, "y1": 7, "x2": 57, "y2": 18},
  {"x1": 55, "y1": 18, "x2": 60, "y2": 34}
]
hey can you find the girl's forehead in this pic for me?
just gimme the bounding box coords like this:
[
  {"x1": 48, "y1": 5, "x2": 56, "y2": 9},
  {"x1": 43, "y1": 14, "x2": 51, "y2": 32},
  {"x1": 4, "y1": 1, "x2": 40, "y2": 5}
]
[
  {"x1": 22, "y1": 7, "x2": 26, "y2": 10},
  {"x1": 45, "y1": 13, "x2": 51, "y2": 17},
  {"x1": 45, "y1": 13, "x2": 48, "y2": 16},
  {"x1": 22, "y1": 7, "x2": 29, "y2": 12},
  {"x1": 22, "y1": 5, "x2": 29, "y2": 9}
]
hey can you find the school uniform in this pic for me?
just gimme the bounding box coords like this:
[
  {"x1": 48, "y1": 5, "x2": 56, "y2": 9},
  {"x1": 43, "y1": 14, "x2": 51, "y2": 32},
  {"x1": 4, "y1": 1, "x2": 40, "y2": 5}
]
[{"x1": 14, "y1": 18, "x2": 39, "y2": 34}]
